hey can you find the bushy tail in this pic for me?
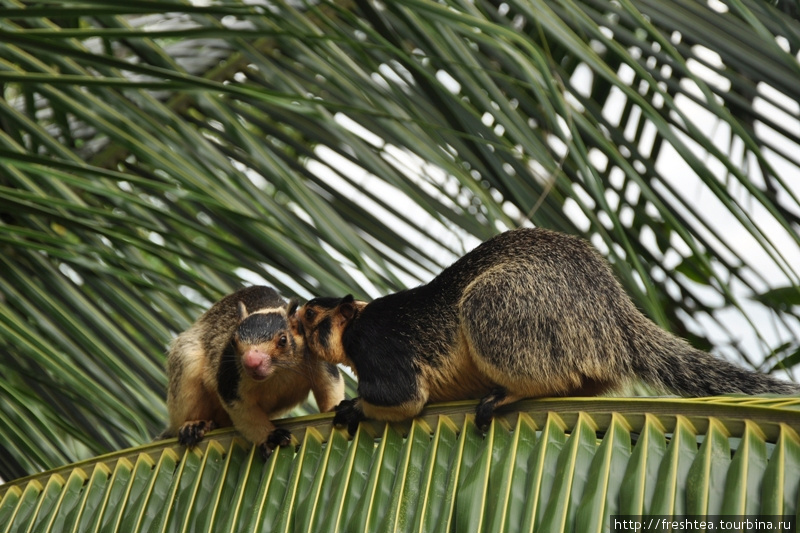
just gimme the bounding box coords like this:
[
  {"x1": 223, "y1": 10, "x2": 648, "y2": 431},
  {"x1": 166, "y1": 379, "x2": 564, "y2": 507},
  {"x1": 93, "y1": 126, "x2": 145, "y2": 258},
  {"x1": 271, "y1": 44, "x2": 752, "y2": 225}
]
[{"x1": 630, "y1": 320, "x2": 799, "y2": 396}]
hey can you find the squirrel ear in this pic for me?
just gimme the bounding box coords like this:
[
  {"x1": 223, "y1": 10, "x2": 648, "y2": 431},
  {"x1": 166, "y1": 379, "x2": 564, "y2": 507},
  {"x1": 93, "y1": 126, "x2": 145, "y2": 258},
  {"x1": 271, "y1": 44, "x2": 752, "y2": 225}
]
[
  {"x1": 286, "y1": 298, "x2": 299, "y2": 316},
  {"x1": 237, "y1": 301, "x2": 249, "y2": 320},
  {"x1": 339, "y1": 294, "x2": 358, "y2": 322}
]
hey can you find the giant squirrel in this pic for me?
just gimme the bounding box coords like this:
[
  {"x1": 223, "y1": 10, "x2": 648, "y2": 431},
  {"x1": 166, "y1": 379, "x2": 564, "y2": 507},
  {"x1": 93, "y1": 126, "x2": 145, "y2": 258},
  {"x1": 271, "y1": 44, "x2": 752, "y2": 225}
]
[
  {"x1": 164, "y1": 285, "x2": 344, "y2": 458},
  {"x1": 293, "y1": 228, "x2": 800, "y2": 433}
]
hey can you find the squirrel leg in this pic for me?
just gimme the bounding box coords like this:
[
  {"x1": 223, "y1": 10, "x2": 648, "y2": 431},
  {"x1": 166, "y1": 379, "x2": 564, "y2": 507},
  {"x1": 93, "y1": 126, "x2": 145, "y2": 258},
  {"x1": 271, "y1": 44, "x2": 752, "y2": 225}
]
[
  {"x1": 312, "y1": 363, "x2": 346, "y2": 413},
  {"x1": 360, "y1": 393, "x2": 428, "y2": 424},
  {"x1": 168, "y1": 356, "x2": 229, "y2": 445},
  {"x1": 474, "y1": 387, "x2": 525, "y2": 432},
  {"x1": 334, "y1": 392, "x2": 429, "y2": 434},
  {"x1": 227, "y1": 402, "x2": 293, "y2": 460},
  {"x1": 461, "y1": 266, "x2": 589, "y2": 401},
  {"x1": 170, "y1": 380, "x2": 229, "y2": 447}
]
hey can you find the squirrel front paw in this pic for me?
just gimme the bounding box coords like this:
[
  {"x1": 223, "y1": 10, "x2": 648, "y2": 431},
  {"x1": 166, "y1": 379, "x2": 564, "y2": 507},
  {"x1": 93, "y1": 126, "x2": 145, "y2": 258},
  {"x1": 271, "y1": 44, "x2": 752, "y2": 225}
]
[
  {"x1": 333, "y1": 399, "x2": 364, "y2": 435},
  {"x1": 177, "y1": 420, "x2": 217, "y2": 447},
  {"x1": 258, "y1": 428, "x2": 293, "y2": 461}
]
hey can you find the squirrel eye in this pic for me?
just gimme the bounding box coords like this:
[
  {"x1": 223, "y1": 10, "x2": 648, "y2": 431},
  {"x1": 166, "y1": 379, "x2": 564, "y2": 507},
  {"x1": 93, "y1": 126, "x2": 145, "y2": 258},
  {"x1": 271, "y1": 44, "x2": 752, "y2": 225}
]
[
  {"x1": 278, "y1": 334, "x2": 287, "y2": 347},
  {"x1": 305, "y1": 308, "x2": 316, "y2": 321}
]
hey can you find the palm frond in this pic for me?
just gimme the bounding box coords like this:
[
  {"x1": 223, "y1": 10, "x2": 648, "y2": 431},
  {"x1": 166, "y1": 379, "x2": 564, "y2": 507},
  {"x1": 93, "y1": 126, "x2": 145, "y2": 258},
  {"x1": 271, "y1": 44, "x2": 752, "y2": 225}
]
[{"x1": 1, "y1": 398, "x2": 799, "y2": 532}]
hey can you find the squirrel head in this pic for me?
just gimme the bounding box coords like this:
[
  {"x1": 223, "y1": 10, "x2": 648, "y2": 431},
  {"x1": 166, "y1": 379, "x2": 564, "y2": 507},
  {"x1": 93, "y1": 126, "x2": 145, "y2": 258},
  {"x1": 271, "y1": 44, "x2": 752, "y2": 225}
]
[
  {"x1": 293, "y1": 294, "x2": 364, "y2": 367},
  {"x1": 233, "y1": 300, "x2": 303, "y2": 381}
]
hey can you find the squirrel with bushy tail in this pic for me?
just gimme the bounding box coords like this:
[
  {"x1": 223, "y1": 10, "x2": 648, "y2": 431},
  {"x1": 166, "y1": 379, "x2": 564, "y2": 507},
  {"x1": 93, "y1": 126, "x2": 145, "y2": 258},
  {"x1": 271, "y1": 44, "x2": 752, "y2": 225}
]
[{"x1": 294, "y1": 228, "x2": 799, "y2": 433}]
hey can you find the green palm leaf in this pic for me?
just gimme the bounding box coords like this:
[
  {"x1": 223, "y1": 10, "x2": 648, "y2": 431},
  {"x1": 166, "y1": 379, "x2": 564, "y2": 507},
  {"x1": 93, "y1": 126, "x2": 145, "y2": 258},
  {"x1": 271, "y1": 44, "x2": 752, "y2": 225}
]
[{"x1": 2, "y1": 398, "x2": 799, "y2": 532}]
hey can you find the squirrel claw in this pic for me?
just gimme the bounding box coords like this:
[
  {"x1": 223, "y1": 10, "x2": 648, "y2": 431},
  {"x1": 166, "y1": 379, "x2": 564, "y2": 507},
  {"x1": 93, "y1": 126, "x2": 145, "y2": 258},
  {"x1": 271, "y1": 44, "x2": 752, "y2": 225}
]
[
  {"x1": 177, "y1": 420, "x2": 216, "y2": 447},
  {"x1": 474, "y1": 412, "x2": 493, "y2": 434},
  {"x1": 474, "y1": 403, "x2": 495, "y2": 433},
  {"x1": 475, "y1": 388, "x2": 505, "y2": 433},
  {"x1": 259, "y1": 428, "x2": 293, "y2": 460},
  {"x1": 333, "y1": 399, "x2": 364, "y2": 435}
]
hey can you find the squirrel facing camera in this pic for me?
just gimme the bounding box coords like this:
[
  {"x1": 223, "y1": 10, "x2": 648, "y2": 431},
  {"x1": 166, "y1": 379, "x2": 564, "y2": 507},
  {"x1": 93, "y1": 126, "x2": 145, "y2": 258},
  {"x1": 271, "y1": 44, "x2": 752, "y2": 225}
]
[
  {"x1": 163, "y1": 286, "x2": 345, "y2": 459},
  {"x1": 294, "y1": 228, "x2": 800, "y2": 434},
  {"x1": 232, "y1": 300, "x2": 291, "y2": 381}
]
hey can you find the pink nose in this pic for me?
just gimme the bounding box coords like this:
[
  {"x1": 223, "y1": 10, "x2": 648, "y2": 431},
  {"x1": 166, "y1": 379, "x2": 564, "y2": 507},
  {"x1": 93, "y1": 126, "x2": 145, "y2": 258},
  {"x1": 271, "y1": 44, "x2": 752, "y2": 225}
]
[{"x1": 243, "y1": 349, "x2": 265, "y2": 369}]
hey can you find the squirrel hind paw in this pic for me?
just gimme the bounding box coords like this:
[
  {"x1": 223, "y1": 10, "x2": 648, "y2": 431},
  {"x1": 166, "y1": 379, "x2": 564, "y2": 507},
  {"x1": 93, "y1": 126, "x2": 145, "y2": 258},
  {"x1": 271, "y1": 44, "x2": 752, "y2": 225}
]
[
  {"x1": 474, "y1": 387, "x2": 507, "y2": 433},
  {"x1": 474, "y1": 406, "x2": 494, "y2": 434}
]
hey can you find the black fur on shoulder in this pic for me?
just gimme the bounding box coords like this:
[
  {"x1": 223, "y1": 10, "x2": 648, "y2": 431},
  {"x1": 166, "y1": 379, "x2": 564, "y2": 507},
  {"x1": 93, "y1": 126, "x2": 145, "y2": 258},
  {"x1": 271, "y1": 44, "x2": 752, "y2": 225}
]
[
  {"x1": 217, "y1": 340, "x2": 241, "y2": 405},
  {"x1": 341, "y1": 287, "x2": 450, "y2": 407}
]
